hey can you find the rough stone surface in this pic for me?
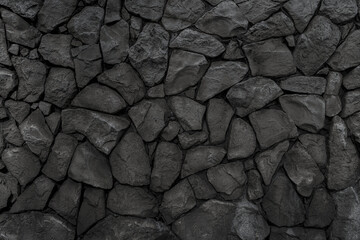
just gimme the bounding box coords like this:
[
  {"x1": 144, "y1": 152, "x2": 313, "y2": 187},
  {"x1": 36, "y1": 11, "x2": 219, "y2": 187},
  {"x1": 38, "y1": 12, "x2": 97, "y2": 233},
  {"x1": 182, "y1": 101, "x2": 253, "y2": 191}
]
[
  {"x1": 320, "y1": 0, "x2": 358, "y2": 23},
  {"x1": 343, "y1": 65, "x2": 360, "y2": 90},
  {"x1": 341, "y1": 89, "x2": 360, "y2": 117},
  {"x1": 298, "y1": 134, "x2": 327, "y2": 169},
  {"x1": 125, "y1": 0, "x2": 166, "y2": 21},
  {"x1": 270, "y1": 227, "x2": 326, "y2": 240},
  {"x1": 178, "y1": 131, "x2": 208, "y2": 149},
  {"x1": 284, "y1": 0, "x2": 321, "y2": 32},
  {"x1": 39, "y1": 34, "x2": 74, "y2": 68},
  {"x1": 188, "y1": 173, "x2": 217, "y2": 200},
  {"x1": 0, "y1": 0, "x2": 43, "y2": 19},
  {"x1": 0, "y1": 69, "x2": 17, "y2": 98},
  {"x1": 280, "y1": 76, "x2": 327, "y2": 95}
]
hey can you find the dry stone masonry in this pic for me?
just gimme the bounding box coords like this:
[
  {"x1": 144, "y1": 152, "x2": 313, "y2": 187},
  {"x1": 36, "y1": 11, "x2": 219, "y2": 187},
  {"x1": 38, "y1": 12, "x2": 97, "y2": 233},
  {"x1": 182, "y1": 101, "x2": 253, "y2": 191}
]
[{"x1": 0, "y1": 0, "x2": 359, "y2": 239}]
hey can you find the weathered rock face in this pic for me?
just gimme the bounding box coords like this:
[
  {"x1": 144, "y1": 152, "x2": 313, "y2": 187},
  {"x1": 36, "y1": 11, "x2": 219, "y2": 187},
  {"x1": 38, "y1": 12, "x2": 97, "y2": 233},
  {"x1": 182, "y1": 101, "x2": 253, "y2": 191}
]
[
  {"x1": 294, "y1": 16, "x2": 341, "y2": 75},
  {"x1": 320, "y1": 0, "x2": 358, "y2": 23},
  {"x1": 0, "y1": 68, "x2": 17, "y2": 98},
  {"x1": 0, "y1": 0, "x2": 43, "y2": 19},
  {"x1": 39, "y1": 34, "x2": 73, "y2": 68},
  {"x1": 341, "y1": 89, "x2": 360, "y2": 117},
  {"x1": 280, "y1": 76, "x2": 327, "y2": 95},
  {"x1": 284, "y1": 0, "x2": 321, "y2": 32},
  {"x1": 270, "y1": 227, "x2": 326, "y2": 240},
  {"x1": 125, "y1": 0, "x2": 166, "y2": 21}
]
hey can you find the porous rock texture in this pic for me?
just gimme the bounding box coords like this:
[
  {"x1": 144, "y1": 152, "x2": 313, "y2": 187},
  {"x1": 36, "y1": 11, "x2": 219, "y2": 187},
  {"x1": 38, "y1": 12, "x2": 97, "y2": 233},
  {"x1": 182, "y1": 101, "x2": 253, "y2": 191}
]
[{"x1": 0, "y1": 1, "x2": 358, "y2": 240}]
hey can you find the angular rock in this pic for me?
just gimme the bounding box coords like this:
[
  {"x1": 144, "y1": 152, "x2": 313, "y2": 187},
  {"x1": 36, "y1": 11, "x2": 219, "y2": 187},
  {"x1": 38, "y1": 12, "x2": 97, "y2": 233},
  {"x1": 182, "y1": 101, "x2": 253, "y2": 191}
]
[
  {"x1": 38, "y1": 34, "x2": 74, "y2": 68},
  {"x1": 98, "y1": 63, "x2": 146, "y2": 105},
  {"x1": 325, "y1": 71, "x2": 343, "y2": 95},
  {"x1": 325, "y1": 94, "x2": 342, "y2": 117},
  {"x1": 284, "y1": 0, "x2": 321, "y2": 32},
  {"x1": 178, "y1": 131, "x2": 208, "y2": 149},
  {"x1": 0, "y1": 19, "x2": 11, "y2": 66},
  {"x1": 227, "y1": 118, "x2": 256, "y2": 159},
  {"x1": 0, "y1": 9, "x2": 41, "y2": 48},
  {"x1": 108, "y1": 184, "x2": 158, "y2": 217},
  {"x1": 105, "y1": 0, "x2": 121, "y2": 24},
  {"x1": 181, "y1": 146, "x2": 226, "y2": 178},
  {"x1": 37, "y1": 0, "x2": 78, "y2": 32},
  {"x1": 320, "y1": 0, "x2": 358, "y2": 23},
  {"x1": 150, "y1": 142, "x2": 182, "y2": 192},
  {"x1": 0, "y1": 212, "x2": 75, "y2": 240},
  {"x1": 223, "y1": 40, "x2": 244, "y2": 60},
  {"x1": 270, "y1": 227, "x2": 326, "y2": 240},
  {"x1": 68, "y1": 141, "x2": 113, "y2": 189},
  {"x1": 188, "y1": 173, "x2": 217, "y2": 200},
  {"x1": 172, "y1": 200, "x2": 236, "y2": 240},
  {"x1": 169, "y1": 29, "x2": 225, "y2": 57},
  {"x1": 0, "y1": 69, "x2": 17, "y2": 98},
  {"x1": 343, "y1": 65, "x2": 360, "y2": 90},
  {"x1": 161, "y1": 121, "x2": 180, "y2": 141},
  {"x1": 195, "y1": 1, "x2": 247, "y2": 38},
  {"x1": 227, "y1": 77, "x2": 283, "y2": 117},
  {"x1": 249, "y1": 109, "x2": 298, "y2": 149},
  {"x1": 162, "y1": 0, "x2": 205, "y2": 32},
  {"x1": 341, "y1": 89, "x2": 360, "y2": 117},
  {"x1": 129, "y1": 23, "x2": 169, "y2": 87},
  {"x1": 160, "y1": 179, "x2": 196, "y2": 223},
  {"x1": 125, "y1": 0, "x2": 166, "y2": 21},
  {"x1": 328, "y1": 30, "x2": 360, "y2": 71},
  {"x1": 243, "y1": 38, "x2": 296, "y2": 77},
  {"x1": 12, "y1": 56, "x2": 46, "y2": 103},
  {"x1": 298, "y1": 134, "x2": 327, "y2": 169},
  {"x1": 0, "y1": 173, "x2": 18, "y2": 204},
  {"x1": 67, "y1": 6, "x2": 104, "y2": 44},
  {"x1": 164, "y1": 50, "x2": 208, "y2": 95},
  {"x1": 1, "y1": 147, "x2": 41, "y2": 186},
  {"x1": 0, "y1": 0, "x2": 42, "y2": 19},
  {"x1": 279, "y1": 94, "x2": 325, "y2": 133},
  {"x1": 262, "y1": 171, "x2": 305, "y2": 226},
  {"x1": 72, "y1": 83, "x2": 126, "y2": 114},
  {"x1": 284, "y1": 141, "x2": 324, "y2": 197},
  {"x1": 169, "y1": 96, "x2": 206, "y2": 131},
  {"x1": 83, "y1": 215, "x2": 177, "y2": 240},
  {"x1": 330, "y1": 182, "x2": 360, "y2": 240},
  {"x1": 305, "y1": 188, "x2": 335, "y2": 227},
  {"x1": 243, "y1": 12, "x2": 295, "y2": 42},
  {"x1": 247, "y1": 170, "x2": 264, "y2": 200},
  {"x1": 207, "y1": 98, "x2": 234, "y2": 144},
  {"x1": 197, "y1": 61, "x2": 248, "y2": 102},
  {"x1": 0, "y1": 180, "x2": 11, "y2": 210},
  {"x1": 328, "y1": 116, "x2": 360, "y2": 190},
  {"x1": 73, "y1": 44, "x2": 103, "y2": 88},
  {"x1": 109, "y1": 132, "x2": 151, "y2": 186},
  {"x1": 294, "y1": 16, "x2": 341, "y2": 75},
  {"x1": 207, "y1": 161, "x2": 247, "y2": 199},
  {"x1": 10, "y1": 175, "x2": 54, "y2": 213},
  {"x1": 77, "y1": 187, "x2": 106, "y2": 235},
  {"x1": 42, "y1": 133, "x2": 77, "y2": 182},
  {"x1": 45, "y1": 112, "x2": 61, "y2": 134},
  {"x1": 100, "y1": 20, "x2": 129, "y2": 65},
  {"x1": 62, "y1": 108, "x2": 130, "y2": 154},
  {"x1": 280, "y1": 76, "x2": 327, "y2": 95},
  {"x1": 255, "y1": 141, "x2": 289, "y2": 185},
  {"x1": 233, "y1": 198, "x2": 270, "y2": 240},
  {"x1": 1, "y1": 119, "x2": 24, "y2": 146},
  {"x1": 346, "y1": 112, "x2": 360, "y2": 144},
  {"x1": 147, "y1": 84, "x2": 165, "y2": 98},
  {"x1": 49, "y1": 178, "x2": 82, "y2": 225}
]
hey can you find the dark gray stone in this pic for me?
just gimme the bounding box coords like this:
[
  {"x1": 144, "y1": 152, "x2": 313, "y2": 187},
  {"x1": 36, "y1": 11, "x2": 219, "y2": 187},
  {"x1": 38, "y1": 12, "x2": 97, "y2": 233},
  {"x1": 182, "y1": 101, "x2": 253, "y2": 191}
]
[
  {"x1": 243, "y1": 12, "x2": 295, "y2": 42},
  {"x1": 62, "y1": 108, "x2": 130, "y2": 154},
  {"x1": 243, "y1": 38, "x2": 296, "y2": 77},
  {"x1": 37, "y1": 0, "x2": 78, "y2": 32},
  {"x1": 0, "y1": 19, "x2": 11, "y2": 66},
  {"x1": 45, "y1": 112, "x2": 61, "y2": 134},
  {"x1": 129, "y1": 23, "x2": 169, "y2": 87},
  {"x1": 10, "y1": 175, "x2": 54, "y2": 213},
  {"x1": 1, "y1": 9, "x2": 41, "y2": 48},
  {"x1": 0, "y1": 173, "x2": 18, "y2": 204},
  {"x1": 0, "y1": 69, "x2": 17, "y2": 98},
  {"x1": 178, "y1": 131, "x2": 208, "y2": 149},
  {"x1": 0, "y1": 180, "x2": 11, "y2": 210},
  {"x1": 1, "y1": 147, "x2": 41, "y2": 186},
  {"x1": 150, "y1": 142, "x2": 182, "y2": 192},
  {"x1": 320, "y1": 0, "x2": 358, "y2": 23},
  {"x1": 168, "y1": 96, "x2": 206, "y2": 131},
  {"x1": 0, "y1": 0, "x2": 42, "y2": 19},
  {"x1": 197, "y1": 61, "x2": 248, "y2": 102},
  {"x1": 72, "y1": 83, "x2": 127, "y2": 114},
  {"x1": 343, "y1": 65, "x2": 360, "y2": 90},
  {"x1": 97, "y1": 63, "x2": 146, "y2": 105},
  {"x1": 125, "y1": 0, "x2": 166, "y2": 21},
  {"x1": 227, "y1": 77, "x2": 283, "y2": 117},
  {"x1": 325, "y1": 94, "x2": 342, "y2": 117},
  {"x1": 161, "y1": 121, "x2": 180, "y2": 141},
  {"x1": 249, "y1": 109, "x2": 298, "y2": 149},
  {"x1": 228, "y1": 118, "x2": 256, "y2": 160},
  {"x1": 328, "y1": 116, "x2": 360, "y2": 190},
  {"x1": 341, "y1": 89, "x2": 360, "y2": 117},
  {"x1": 279, "y1": 94, "x2": 325, "y2": 133},
  {"x1": 325, "y1": 71, "x2": 343, "y2": 95},
  {"x1": 170, "y1": 29, "x2": 225, "y2": 58},
  {"x1": 109, "y1": 132, "x2": 151, "y2": 186},
  {"x1": 68, "y1": 141, "x2": 113, "y2": 189},
  {"x1": 298, "y1": 134, "x2": 327, "y2": 169},
  {"x1": 100, "y1": 20, "x2": 129, "y2": 65},
  {"x1": 38, "y1": 34, "x2": 74, "y2": 68},
  {"x1": 294, "y1": 16, "x2": 341, "y2": 75},
  {"x1": 1, "y1": 119, "x2": 24, "y2": 146},
  {"x1": 77, "y1": 187, "x2": 106, "y2": 235},
  {"x1": 0, "y1": 212, "x2": 75, "y2": 240},
  {"x1": 195, "y1": 1, "x2": 248, "y2": 38},
  {"x1": 328, "y1": 30, "x2": 360, "y2": 71},
  {"x1": 19, "y1": 109, "x2": 53, "y2": 159},
  {"x1": 223, "y1": 40, "x2": 244, "y2": 60},
  {"x1": 147, "y1": 84, "x2": 165, "y2": 98},
  {"x1": 105, "y1": 0, "x2": 121, "y2": 24},
  {"x1": 284, "y1": 0, "x2": 321, "y2": 32},
  {"x1": 262, "y1": 171, "x2": 305, "y2": 226},
  {"x1": 280, "y1": 76, "x2": 327, "y2": 95},
  {"x1": 160, "y1": 179, "x2": 196, "y2": 223},
  {"x1": 67, "y1": 6, "x2": 104, "y2": 44},
  {"x1": 270, "y1": 227, "x2": 326, "y2": 240},
  {"x1": 247, "y1": 170, "x2": 264, "y2": 200},
  {"x1": 49, "y1": 178, "x2": 82, "y2": 225},
  {"x1": 346, "y1": 112, "x2": 360, "y2": 144},
  {"x1": 164, "y1": 50, "x2": 208, "y2": 96},
  {"x1": 188, "y1": 173, "x2": 217, "y2": 200},
  {"x1": 12, "y1": 56, "x2": 46, "y2": 103},
  {"x1": 108, "y1": 184, "x2": 158, "y2": 217},
  {"x1": 181, "y1": 146, "x2": 226, "y2": 178}
]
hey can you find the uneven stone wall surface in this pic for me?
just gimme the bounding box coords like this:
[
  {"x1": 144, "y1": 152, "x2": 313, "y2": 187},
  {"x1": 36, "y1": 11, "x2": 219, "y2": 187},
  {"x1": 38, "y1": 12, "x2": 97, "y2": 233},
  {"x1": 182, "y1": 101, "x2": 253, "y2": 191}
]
[{"x1": 0, "y1": 0, "x2": 359, "y2": 239}]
